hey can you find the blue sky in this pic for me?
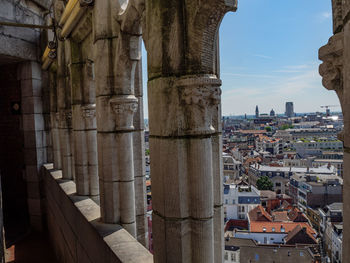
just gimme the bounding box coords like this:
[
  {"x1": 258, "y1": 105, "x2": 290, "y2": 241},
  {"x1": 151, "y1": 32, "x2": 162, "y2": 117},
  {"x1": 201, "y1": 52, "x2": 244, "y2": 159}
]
[{"x1": 142, "y1": 0, "x2": 339, "y2": 117}]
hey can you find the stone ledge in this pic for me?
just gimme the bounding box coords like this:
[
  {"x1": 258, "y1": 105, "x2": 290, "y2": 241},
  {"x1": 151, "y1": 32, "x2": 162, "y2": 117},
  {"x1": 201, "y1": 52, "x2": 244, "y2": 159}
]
[{"x1": 42, "y1": 164, "x2": 153, "y2": 263}]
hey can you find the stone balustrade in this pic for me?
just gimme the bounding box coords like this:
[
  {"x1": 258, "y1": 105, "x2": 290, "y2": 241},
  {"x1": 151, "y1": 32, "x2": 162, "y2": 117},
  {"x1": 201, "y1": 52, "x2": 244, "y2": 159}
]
[{"x1": 42, "y1": 164, "x2": 153, "y2": 263}]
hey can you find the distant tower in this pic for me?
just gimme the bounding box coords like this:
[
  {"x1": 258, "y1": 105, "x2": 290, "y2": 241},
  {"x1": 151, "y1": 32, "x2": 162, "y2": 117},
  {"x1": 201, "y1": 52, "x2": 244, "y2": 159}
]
[
  {"x1": 245, "y1": 113, "x2": 247, "y2": 120},
  {"x1": 285, "y1": 102, "x2": 294, "y2": 117},
  {"x1": 270, "y1": 109, "x2": 275, "y2": 117},
  {"x1": 255, "y1": 105, "x2": 259, "y2": 118}
]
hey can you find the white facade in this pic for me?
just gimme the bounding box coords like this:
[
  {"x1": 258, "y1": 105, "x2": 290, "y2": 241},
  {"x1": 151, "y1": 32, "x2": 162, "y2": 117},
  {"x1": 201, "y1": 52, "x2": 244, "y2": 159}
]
[
  {"x1": 224, "y1": 185, "x2": 260, "y2": 220},
  {"x1": 331, "y1": 226, "x2": 342, "y2": 263},
  {"x1": 234, "y1": 231, "x2": 287, "y2": 245},
  {"x1": 291, "y1": 140, "x2": 343, "y2": 151}
]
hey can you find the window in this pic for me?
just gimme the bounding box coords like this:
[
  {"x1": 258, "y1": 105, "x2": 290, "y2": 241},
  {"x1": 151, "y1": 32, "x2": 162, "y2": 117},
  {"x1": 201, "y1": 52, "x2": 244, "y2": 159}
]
[
  {"x1": 275, "y1": 182, "x2": 281, "y2": 187},
  {"x1": 238, "y1": 214, "x2": 245, "y2": 219},
  {"x1": 224, "y1": 252, "x2": 228, "y2": 260},
  {"x1": 263, "y1": 227, "x2": 266, "y2": 232},
  {"x1": 300, "y1": 252, "x2": 304, "y2": 257},
  {"x1": 232, "y1": 199, "x2": 235, "y2": 204},
  {"x1": 281, "y1": 227, "x2": 285, "y2": 232},
  {"x1": 272, "y1": 227, "x2": 275, "y2": 232},
  {"x1": 255, "y1": 254, "x2": 260, "y2": 261},
  {"x1": 225, "y1": 199, "x2": 228, "y2": 204}
]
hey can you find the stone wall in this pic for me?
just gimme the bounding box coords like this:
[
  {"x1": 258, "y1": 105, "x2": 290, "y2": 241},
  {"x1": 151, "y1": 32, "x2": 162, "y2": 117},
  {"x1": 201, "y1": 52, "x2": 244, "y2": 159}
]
[
  {"x1": 42, "y1": 164, "x2": 153, "y2": 263},
  {"x1": 0, "y1": 0, "x2": 47, "y2": 61}
]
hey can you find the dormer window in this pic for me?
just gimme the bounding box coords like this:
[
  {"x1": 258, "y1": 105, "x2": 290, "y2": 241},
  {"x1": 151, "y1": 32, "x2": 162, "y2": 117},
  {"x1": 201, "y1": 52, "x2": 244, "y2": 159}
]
[
  {"x1": 272, "y1": 227, "x2": 275, "y2": 232},
  {"x1": 263, "y1": 227, "x2": 266, "y2": 232}
]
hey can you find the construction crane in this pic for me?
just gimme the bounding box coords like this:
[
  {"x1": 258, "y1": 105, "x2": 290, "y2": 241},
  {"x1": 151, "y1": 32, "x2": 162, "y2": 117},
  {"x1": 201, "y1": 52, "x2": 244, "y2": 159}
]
[{"x1": 320, "y1": 105, "x2": 339, "y2": 116}]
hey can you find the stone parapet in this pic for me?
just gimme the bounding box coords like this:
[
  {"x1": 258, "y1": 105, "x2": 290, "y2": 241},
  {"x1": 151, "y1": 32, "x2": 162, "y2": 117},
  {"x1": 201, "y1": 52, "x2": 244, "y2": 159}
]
[{"x1": 42, "y1": 164, "x2": 153, "y2": 263}]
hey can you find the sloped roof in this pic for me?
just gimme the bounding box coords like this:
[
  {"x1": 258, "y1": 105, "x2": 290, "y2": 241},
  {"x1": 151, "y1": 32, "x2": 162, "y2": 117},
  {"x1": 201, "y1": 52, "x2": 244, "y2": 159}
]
[
  {"x1": 288, "y1": 207, "x2": 309, "y2": 222},
  {"x1": 248, "y1": 205, "x2": 272, "y2": 222},
  {"x1": 272, "y1": 211, "x2": 289, "y2": 222},
  {"x1": 284, "y1": 225, "x2": 317, "y2": 245}
]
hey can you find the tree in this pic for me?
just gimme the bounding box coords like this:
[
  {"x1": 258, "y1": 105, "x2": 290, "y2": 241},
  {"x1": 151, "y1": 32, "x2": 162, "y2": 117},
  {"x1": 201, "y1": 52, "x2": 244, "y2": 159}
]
[
  {"x1": 280, "y1": 124, "x2": 294, "y2": 130},
  {"x1": 265, "y1": 126, "x2": 272, "y2": 132},
  {"x1": 256, "y1": 176, "x2": 273, "y2": 191}
]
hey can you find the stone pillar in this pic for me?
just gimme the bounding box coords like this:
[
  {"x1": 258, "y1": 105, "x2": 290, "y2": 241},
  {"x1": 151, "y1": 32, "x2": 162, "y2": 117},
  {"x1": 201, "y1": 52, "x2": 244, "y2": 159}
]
[
  {"x1": 49, "y1": 69, "x2": 62, "y2": 170},
  {"x1": 54, "y1": 0, "x2": 74, "y2": 180},
  {"x1": 93, "y1": 0, "x2": 143, "y2": 236},
  {"x1": 319, "y1": 1, "x2": 348, "y2": 261},
  {"x1": 57, "y1": 39, "x2": 74, "y2": 180},
  {"x1": 69, "y1": 41, "x2": 99, "y2": 198},
  {"x1": 145, "y1": 1, "x2": 236, "y2": 262},
  {"x1": 134, "y1": 59, "x2": 148, "y2": 246}
]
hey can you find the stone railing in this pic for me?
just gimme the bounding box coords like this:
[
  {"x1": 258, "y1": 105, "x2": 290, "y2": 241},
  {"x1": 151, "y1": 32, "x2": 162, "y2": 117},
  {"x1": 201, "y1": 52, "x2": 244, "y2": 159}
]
[{"x1": 41, "y1": 164, "x2": 153, "y2": 263}]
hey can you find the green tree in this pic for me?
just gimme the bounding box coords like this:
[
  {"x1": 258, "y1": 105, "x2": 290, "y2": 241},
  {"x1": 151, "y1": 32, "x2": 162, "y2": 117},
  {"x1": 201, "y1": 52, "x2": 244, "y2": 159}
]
[
  {"x1": 280, "y1": 124, "x2": 294, "y2": 130},
  {"x1": 256, "y1": 176, "x2": 273, "y2": 191},
  {"x1": 265, "y1": 126, "x2": 272, "y2": 132}
]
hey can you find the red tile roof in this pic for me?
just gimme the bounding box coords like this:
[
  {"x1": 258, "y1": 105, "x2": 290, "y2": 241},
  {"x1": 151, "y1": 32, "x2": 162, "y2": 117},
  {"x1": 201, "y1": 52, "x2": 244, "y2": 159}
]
[
  {"x1": 249, "y1": 221, "x2": 316, "y2": 236},
  {"x1": 248, "y1": 205, "x2": 272, "y2": 222}
]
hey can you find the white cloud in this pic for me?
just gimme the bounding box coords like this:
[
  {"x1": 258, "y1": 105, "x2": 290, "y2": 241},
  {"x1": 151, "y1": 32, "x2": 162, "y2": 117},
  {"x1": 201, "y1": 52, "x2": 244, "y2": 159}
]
[{"x1": 252, "y1": 54, "x2": 273, "y2": 60}]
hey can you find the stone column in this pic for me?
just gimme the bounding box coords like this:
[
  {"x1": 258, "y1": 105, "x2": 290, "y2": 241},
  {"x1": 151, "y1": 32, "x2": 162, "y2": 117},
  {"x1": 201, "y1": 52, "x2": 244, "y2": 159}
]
[
  {"x1": 57, "y1": 39, "x2": 74, "y2": 180},
  {"x1": 54, "y1": 0, "x2": 74, "y2": 180},
  {"x1": 69, "y1": 41, "x2": 99, "y2": 198},
  {"x1": 93, "y1": 0, "x2": 143, "y2": 236},
  {"x1": 49, "y1": 69, "x2": 62, "y2": 170},
  {"x1": 145, "y1": 1, "x2": 236, "y2": 262},
  {"x1": 134, "y1": 59, "x2": 148, "y2": 246},
  {"x1": 319, "y1": 1, "x2": 348, "y2": 260}
]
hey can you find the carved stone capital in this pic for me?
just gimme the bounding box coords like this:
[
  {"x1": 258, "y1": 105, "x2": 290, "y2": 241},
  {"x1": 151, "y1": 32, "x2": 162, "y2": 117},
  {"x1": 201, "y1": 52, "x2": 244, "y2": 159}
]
[
  {"x1": 176, "y1": 75, "x2": 222, "y2": 134},
  {"x1": 81, "y1": 104, "x2": 96, "y2": 119},
  {"x1": 109, "y1": 95, "x2": 138, "y2": 131},
  {"x1": 177, "y1": 76, "x2": 222, "y2": 107},
  {"x1": 319, "y1": 32, "x2": 344, "y2": 92}
]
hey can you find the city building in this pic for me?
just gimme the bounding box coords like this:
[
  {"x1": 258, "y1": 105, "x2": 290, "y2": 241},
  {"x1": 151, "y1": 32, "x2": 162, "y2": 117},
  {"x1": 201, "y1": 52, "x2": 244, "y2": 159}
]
[
  {"x1": 223, "y1": 154, "x2": 242, "y2": 181},
  {"x1": 285, "y1": 102, "x2": 295, "y2": 118},
  {"x1": 255, "y1": 105, "x2": 259, "y2": 118},
  {"x1": 289, "y1": 174, "x2": 342, "y2": 209},
  {"x1": 270, "y1": 109, "x2": 276, "y2": 117},
  {"x1": 224, "y1": 184, "x2": 260, "y2": 220},
  {"x1": 249, "y1": 164, "x2": 337, "y2": 194},
  {"x1": 255, "y1": 135, "x2": 283, "y2": 155},
  {"x1": 331, "y1": 223, "x2": 343, "y2": 263}
]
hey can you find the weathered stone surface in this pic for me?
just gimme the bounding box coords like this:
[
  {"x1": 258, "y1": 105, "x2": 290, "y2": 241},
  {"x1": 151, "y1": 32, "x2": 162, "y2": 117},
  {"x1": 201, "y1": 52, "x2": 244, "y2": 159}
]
[{"x1": 42, "y1": 166, "x2": 152, "y2": 263}]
